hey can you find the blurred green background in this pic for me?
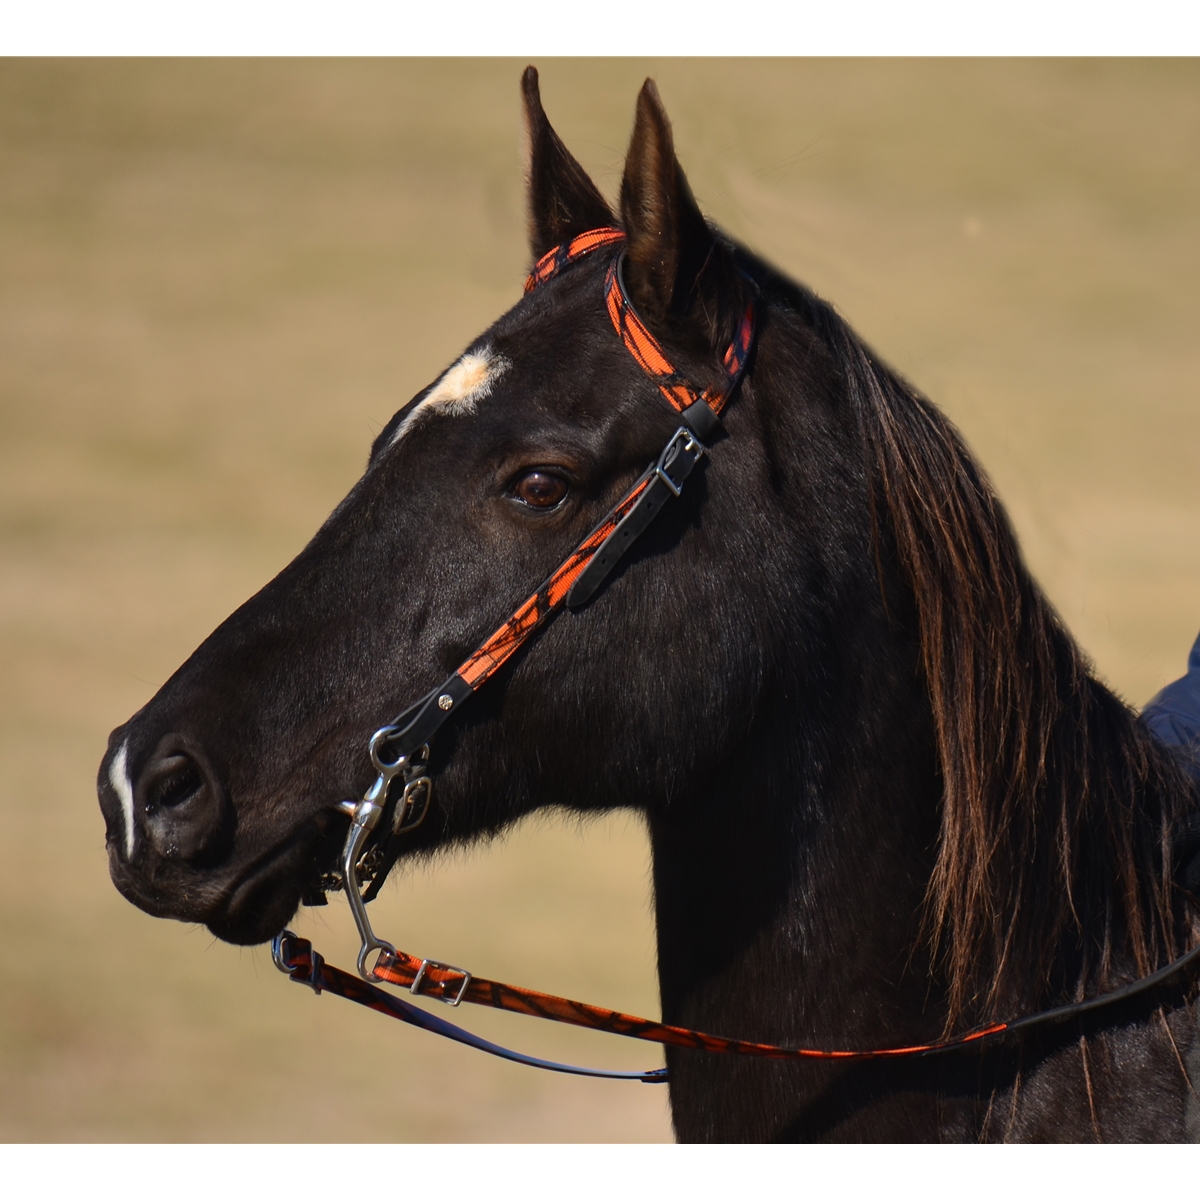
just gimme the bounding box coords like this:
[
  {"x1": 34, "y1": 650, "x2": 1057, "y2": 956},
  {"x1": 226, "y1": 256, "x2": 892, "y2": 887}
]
[{"x1": 1, "y1": 59, "x2": 1198, "y2": 1141}]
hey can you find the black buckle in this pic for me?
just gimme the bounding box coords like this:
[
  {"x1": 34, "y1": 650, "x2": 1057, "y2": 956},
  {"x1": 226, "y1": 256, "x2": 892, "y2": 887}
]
[
  {"x1": 565, "y1": 426, "x2": 704, "y2": 610},
  {"x1": 653, "y1": 426, "x2": 704, "y2": 495}
]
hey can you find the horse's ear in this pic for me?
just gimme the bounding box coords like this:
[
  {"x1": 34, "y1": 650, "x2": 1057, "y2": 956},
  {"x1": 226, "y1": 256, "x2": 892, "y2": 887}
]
[
  {"x1": 619, "y1": 79, "x2": 715, "y2": 323},
  {"x1": 522, "y1": 66, "x2": 613, "y2": 262}
]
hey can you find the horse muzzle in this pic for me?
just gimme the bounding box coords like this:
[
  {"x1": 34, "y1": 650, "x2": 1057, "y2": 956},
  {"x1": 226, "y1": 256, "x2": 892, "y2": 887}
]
[{"x1": 99, "y1": 730, "x2": 233, "y2": 868}]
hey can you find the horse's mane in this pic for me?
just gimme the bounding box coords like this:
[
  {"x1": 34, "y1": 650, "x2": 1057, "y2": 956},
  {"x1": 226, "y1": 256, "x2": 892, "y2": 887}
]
[{"x1": 745, "y1": 251, "x2": 1197, "y2": 1028}]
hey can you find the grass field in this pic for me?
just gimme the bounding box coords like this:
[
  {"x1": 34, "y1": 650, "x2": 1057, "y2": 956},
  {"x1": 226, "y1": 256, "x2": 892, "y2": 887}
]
[{"x1": 1, "y1": 59, "x2": 1198, "y2": 1142}]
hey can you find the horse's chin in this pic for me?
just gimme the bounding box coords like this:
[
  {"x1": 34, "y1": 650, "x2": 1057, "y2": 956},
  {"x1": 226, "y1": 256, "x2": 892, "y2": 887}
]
[
  {"x1": 204, "y1": 817, "x2": 347, "y2": 945},
  {"x1": 202, "y1": 838, "x2": 312, "y2": 944}
]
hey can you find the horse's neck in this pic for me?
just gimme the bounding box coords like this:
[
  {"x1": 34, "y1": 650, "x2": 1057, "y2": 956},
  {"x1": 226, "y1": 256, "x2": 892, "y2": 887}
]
[
  {"x1": 643, "y1": 545, "x2": 1196, "y2": 1143},
  {"x1": 647, "y1": 605, "x2": 957, "y2": 1138}
]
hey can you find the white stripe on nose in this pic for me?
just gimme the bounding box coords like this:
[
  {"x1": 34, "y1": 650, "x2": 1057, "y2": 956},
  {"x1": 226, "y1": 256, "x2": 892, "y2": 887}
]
[{"x1": 109, "y1": 741, "x2": 136, "y2": 859}]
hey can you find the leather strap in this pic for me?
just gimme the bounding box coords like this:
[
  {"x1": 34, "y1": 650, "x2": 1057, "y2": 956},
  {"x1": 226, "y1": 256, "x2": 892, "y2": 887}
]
[
  {"x1": 604, "y1": 255, "x2": 754, "y2": 420},
  {"x1": 378, "y1": 457, "x2": 661, "y2": 760},
  {"x1": 524, "y1": 227, "x2": 626, "y2": 293},
  {"x1": 273, "y1": 932, "x2": 666, "y2": 1083},
  {"x1": 374, "y1": 230, "x2": 755, "y2": 762},
  {"x1": 566, "y1": 425, "x2": 705, "y2": 609},
  {"x1": 273, "y1": 931, "x2": 1200, "y2": 1080}
]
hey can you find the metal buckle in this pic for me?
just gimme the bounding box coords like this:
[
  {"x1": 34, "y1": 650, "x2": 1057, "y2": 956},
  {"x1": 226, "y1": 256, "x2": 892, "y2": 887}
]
[
  {"x1": 271, "y1": 930, "x2": 295, "y2": 975},
  {"x1": 654, "y1": 426, "x2": 702, "y2": 497},
  {"x1": 392, "y1": 774, "x2": 433, "y2": 834},
  {"x1": 410, "y1": 958, "x2": 472, "y2": 1006},
  {"x1": 653, "y1": 462, "x2": 683, "y2": 497},
  {"x1": 271, "y1": 930, "x2": 324, "y2": 993}
]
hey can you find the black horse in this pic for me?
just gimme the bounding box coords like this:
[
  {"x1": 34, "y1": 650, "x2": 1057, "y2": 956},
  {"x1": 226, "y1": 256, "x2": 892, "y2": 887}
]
[{"x1": 97, "y1": 70, "x2": 1200, "y2": 1141}]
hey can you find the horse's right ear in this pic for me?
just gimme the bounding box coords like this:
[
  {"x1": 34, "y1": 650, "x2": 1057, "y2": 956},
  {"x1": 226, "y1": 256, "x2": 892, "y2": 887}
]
[
  {"x1": 618, "y1": 79, "x2": 715, "y2": 325},
  {"x1": 522, "y1": 66, "x2": 613, "y2": 262}
]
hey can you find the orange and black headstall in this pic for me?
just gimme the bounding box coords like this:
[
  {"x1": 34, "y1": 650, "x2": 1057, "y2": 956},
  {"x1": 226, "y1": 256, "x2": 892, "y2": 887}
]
[{"x1": 366, "y1": 228, "x2": 756, "y2": 787}]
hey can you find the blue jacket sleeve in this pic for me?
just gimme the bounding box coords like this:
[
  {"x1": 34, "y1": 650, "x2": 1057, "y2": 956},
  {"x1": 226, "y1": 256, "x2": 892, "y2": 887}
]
[{"x1": 1142, "y1": 630, "x2": 1200, "y2": 780}]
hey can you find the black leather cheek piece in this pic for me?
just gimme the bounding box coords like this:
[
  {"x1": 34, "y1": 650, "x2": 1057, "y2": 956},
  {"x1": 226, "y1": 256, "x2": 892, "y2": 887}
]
[
  {"x1": 566, "y1": 427, "x2": 706, "y2": 610},
  {"x1": 566, "y1": 468, "x2": 665, "y2": 610}
]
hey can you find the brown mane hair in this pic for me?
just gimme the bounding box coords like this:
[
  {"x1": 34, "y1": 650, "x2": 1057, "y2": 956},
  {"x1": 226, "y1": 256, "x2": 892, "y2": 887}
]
[{"x1": 790, "y1": 284, "x2": 1197, "y2": 1029}]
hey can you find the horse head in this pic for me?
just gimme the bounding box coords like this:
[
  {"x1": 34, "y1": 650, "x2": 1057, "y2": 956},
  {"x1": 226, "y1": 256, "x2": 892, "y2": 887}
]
[{"x1": 97, "y1": 71, "x2": 784, "y2": 947}]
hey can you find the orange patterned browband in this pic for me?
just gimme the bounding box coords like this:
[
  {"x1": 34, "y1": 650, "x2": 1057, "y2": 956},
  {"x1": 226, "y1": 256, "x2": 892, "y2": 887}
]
[
  {"x1": 529, "y1": 226, "x2": 756, "y2": 417},
  {"x1": 524, "y1": 226, "x2": 626, "y2": 292}
]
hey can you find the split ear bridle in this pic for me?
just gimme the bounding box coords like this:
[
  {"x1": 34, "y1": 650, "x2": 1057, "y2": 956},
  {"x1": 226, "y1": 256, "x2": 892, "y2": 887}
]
[
  {"x1": 320, "y1": 225, "x2": 753, "y2": 973},
  {"x1": 273, "y1": 227, "x2": 1200, "y2": 1084}
]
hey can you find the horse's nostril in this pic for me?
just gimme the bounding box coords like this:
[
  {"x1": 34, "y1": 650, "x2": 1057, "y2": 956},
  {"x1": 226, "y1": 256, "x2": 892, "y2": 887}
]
[
  {"x1": 146, "y1": 755, "x2": 205, "y2": 811},
  {"x1": 135, "y1": 735, "x2": 231, "y2": 864}
]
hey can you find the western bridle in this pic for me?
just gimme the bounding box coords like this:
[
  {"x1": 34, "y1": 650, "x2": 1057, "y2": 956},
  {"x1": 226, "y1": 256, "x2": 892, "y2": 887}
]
[{"x1": 272, "y1": 227, "x2": 1200, "y2": 1083}]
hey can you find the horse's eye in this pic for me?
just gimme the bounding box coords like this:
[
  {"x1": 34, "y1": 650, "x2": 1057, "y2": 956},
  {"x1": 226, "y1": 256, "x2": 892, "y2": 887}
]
[{"x1": 511, "y1": 470, "x2": 568, "y2": 509}]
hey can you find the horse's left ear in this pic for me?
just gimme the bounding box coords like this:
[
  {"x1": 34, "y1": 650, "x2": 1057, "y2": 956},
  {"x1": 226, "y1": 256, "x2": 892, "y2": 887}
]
[
  {"x1": 522, "y1": 66, "x2": 614, "y2": 262},
  {"x1": 618, "y1": 79, "x2": 715, "y2": 325}
]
